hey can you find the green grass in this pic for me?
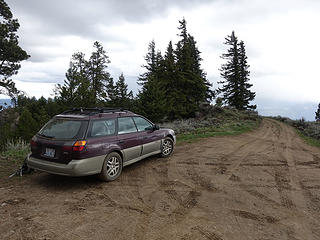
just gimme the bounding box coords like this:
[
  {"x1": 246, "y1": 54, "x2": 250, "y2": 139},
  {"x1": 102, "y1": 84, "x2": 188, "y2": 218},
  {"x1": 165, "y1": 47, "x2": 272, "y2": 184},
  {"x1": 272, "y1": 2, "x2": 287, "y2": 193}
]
[
  {"x1": 296, "y1": 129, "x2": 320, "y2": 148},
  {"x1": 177, "y1": 120, "x2": 261, "y2": 144}
]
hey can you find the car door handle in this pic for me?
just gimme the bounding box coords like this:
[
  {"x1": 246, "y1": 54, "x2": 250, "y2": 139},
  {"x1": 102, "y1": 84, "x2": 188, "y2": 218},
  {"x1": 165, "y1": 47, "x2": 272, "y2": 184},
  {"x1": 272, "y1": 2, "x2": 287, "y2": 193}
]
[{"x1": 118, "y1": 140, "x2": 124, "y2": 144}]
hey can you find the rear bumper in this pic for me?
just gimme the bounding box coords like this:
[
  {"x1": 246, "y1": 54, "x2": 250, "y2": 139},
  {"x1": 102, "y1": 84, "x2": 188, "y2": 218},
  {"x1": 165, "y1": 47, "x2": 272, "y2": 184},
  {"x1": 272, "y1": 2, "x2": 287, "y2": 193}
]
[{"x1": 27, "y1": 155, "x2": 105, "y2": 176}]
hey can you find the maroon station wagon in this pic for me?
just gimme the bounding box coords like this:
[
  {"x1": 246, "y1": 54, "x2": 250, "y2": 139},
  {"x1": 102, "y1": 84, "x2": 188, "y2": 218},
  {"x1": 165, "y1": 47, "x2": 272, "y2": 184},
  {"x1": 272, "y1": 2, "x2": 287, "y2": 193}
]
[{"x1": 27, "y1": 108, "x2": 176, "y2": 181}]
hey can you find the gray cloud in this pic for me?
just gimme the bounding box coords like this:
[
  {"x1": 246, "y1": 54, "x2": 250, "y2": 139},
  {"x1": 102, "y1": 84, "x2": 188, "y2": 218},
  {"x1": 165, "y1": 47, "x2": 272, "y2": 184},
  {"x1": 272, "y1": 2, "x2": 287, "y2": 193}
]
[
  {"x1": 8, "y1": 0, "x2": 213, "y2": 37},
  {"x1": 3, "y1": 0, "x2": 320, "y2": 121}
]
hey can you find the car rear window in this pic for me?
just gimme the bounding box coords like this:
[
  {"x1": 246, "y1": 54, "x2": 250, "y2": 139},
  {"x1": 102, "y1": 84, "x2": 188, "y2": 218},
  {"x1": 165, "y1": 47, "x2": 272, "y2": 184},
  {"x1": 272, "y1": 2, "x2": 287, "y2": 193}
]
[{"x1": 38, "y1": 118, "x2": 88, "y2": 139}]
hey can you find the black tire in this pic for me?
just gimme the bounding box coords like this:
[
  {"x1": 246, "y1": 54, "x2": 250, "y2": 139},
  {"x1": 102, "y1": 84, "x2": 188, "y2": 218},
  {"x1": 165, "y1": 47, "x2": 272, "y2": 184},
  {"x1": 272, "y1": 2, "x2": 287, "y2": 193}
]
[
  {"x1": 160, "y1": 137, "x2": 174, "y2": 158},
  {"x1": 99, "y1": 152, "x2": 123, "y2": 182}
]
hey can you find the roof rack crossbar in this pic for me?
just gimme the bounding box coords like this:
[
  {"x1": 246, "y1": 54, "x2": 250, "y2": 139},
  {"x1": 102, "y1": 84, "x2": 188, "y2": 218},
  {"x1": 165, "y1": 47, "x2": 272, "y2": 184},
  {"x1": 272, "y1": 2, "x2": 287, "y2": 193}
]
[{"x1": 61, "y1": 107, "x2": 128, "y2": 115}]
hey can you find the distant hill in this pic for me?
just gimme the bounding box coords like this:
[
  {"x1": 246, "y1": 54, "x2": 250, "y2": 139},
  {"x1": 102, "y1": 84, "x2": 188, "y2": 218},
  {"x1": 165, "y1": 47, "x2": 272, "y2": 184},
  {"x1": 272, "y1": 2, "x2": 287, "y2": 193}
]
[
  {"x1": 0, "y1": 99, "x2": 12, "y2": 108},
  {"x1": 255, "y1": 98, "x2": 317, "y2": 121}
]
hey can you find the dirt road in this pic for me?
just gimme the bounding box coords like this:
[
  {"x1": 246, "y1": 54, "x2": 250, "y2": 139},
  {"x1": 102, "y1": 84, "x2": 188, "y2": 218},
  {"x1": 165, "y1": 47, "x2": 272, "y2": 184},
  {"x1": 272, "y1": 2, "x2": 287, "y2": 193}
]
[{"x1": 1, "y1": 119, "x2": 320, "y2": 240}]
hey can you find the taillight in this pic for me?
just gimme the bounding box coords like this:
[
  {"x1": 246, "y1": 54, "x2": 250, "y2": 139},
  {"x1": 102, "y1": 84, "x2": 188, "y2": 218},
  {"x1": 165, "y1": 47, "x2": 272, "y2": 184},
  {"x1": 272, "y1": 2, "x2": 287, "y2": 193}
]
[
  {"x1": 72, "y1": 140, "x2": 86, "y2": 152},
  {"x1": 30, "y1": 137, "x2": 37, "y2": 147}
]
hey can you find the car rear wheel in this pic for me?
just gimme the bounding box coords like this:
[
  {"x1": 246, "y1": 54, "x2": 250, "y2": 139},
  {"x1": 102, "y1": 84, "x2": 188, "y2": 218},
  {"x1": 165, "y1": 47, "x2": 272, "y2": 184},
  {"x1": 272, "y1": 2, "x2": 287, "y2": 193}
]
[
  {"x1": 99, "y1": 152, "x2": 122, "y2": 181},
  {"x1": 160, "y1": 137, "x2": 174, "y2": 158}
]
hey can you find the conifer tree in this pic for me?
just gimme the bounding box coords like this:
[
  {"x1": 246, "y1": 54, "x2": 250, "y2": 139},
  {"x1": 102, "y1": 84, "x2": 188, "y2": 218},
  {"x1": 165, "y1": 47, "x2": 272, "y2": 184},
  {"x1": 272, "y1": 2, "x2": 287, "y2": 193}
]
[
  {"x1": 88, "y1": 41, "x2": 112, "y2": 105},
  {"x1": 238, "y1": 40, "x2": 256, "y2": 109},
  {"x1": 137, "y1": 40, "x2": 166, "y2": 122},
  {"x1": 218, "y1": 31, "x2": 256, "y2": 110},
  {"x1": 315, "y1": 103, "x2": 320, "y2": 122},
  {"x1": 55, "y1": 52, "x2": 91, "y2": 107},
  {"x1": 114, "y1": 73, "x2": 133, "y2": 108},
  {"x1": 0, "y1": 0, "x2": 29, "y2": 98},
  {"x1": 163, "y1": 41, "x2": 181, "y2": 120},
  {"x1": 105, "y1": 77, "x2": 117, "y2": 104},
  {"x1": 174, "y1": 18, "x2": 212, "y2": 118},
  {"x1": 138, "y1": 40, "x2": 157, "y2": 86},
  {"x1": 56, "y1": 42, "x2": 113, "y2": 107},
  {"x1": 17, "y1": 109, "x2": 38, "y2": 141}
]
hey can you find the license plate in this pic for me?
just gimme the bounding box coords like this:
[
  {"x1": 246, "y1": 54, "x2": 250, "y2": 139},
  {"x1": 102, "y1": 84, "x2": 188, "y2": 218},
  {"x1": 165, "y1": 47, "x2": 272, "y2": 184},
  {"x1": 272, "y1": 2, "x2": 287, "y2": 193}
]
[{"x1": 44, "y1": 148, "x2": 55, "y2": 158}]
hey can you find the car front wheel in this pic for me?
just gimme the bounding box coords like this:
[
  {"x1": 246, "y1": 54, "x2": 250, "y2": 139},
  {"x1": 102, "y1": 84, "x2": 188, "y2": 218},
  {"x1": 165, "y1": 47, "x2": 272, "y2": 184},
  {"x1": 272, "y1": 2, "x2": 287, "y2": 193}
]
[
  {"x1": 161, "y1": 137, "x2": 174, "y2": 158},
  {"x1": 99, "y1": 152, "x2": 123, "y2": 181}
]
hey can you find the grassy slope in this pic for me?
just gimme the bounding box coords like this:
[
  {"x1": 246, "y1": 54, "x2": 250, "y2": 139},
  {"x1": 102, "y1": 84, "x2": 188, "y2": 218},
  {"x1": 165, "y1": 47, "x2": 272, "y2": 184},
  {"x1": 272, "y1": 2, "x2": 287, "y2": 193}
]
[
  {"x1": 295, "y1": 129, "x2": 320, "y2": 148},
  {"x1": 177, "y1": 120, "x2": 260, "y2": 144}
]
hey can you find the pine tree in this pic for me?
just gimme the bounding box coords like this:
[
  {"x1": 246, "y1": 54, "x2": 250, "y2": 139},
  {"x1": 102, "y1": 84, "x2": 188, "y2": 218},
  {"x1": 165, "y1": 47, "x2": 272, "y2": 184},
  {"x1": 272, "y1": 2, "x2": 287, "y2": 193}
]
[
  {"x1": 138, "y1": 40, "x2": 157, "y2": 86},
  {"x1": 218, "y1": 31, "x2": 240, "y2": 108},
  {"x1": 137, "y1": 40, "x2": 166, "y2": 122},
  {"x1": 88, "y1": 41, "x2": 112, "y2": 105},
  {"x1": 56, "y1": 42, "x2": 113, "y2": 107},
  {"x1": 114, "y1": 73, "x2": 133, "y2": 108},
  {"x1": 105, "y1": 77, "x2": 117, "y2": 105},
  {"x1": 188, "y1": 35, "x2": 215, "y2": 102},
  {"x1": 55, "y1": 52, "x2": 91, "y2": 107},
  {"x1": 238, "y1": 41, "x2": 256, "y2": 109},
  {"x1": 17, "y1": 109, "x2": 38, "y2": 141},
  {"x1": 0, "y1": 0, "x2": 29, "y2": 98},
  {"x1": 315, "y1": 103, "x2": 320, "y2": 122},
  {"x1": 163, "y1": 41, "x2": 181, "y2": 120},
  {"x1": 174, "y1": 18, "x2": 211, "y2": 118},
  {"x1": 218, "y1": 31, "x2": 255, "y2": 110}
]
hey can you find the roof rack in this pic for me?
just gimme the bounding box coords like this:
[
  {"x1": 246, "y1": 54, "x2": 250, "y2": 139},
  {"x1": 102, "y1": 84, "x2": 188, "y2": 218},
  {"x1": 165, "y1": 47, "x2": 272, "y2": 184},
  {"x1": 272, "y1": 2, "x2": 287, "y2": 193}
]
[{"x1": 61, "y1": 108, "x2": 128, "y2": 116}]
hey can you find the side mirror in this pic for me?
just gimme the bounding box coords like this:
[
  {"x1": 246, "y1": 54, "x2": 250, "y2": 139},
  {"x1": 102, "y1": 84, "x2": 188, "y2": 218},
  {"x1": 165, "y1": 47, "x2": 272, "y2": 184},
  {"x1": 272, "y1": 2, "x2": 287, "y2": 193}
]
[{"x1": 153, "y1": 124, "x2": 160, "y2": 131}]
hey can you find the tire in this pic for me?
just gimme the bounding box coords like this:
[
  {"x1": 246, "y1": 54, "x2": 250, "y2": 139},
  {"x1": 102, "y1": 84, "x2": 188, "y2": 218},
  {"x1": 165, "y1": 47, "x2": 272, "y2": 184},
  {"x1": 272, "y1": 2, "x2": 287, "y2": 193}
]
[
  {"x1": 160, "y1": 137, "x2": 174, "y2": 158},
  {"x1": 99, "y1": 152, "x2": 123, "y2": 182}
]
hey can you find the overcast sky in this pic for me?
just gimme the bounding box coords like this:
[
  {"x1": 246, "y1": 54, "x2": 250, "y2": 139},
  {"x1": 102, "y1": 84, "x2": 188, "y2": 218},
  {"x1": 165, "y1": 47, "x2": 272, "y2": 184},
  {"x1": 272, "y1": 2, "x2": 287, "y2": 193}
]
[{"x1": 2, "y1": 0, "x2": 320, "y2": 120}]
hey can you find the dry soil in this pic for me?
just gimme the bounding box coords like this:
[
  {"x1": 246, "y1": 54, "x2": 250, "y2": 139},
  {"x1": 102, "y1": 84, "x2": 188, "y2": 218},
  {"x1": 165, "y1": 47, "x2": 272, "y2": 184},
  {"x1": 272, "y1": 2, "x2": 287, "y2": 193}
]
[{"x1": 1, "y1": 119, "x2": 320, "y2": 240}]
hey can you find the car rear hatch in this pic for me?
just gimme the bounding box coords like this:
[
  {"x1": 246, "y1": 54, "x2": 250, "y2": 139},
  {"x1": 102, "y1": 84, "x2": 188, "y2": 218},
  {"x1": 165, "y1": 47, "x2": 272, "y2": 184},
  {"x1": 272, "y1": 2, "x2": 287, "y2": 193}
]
[{"x1": 31, "y1": 117, "x2": 89, "y2": 164}]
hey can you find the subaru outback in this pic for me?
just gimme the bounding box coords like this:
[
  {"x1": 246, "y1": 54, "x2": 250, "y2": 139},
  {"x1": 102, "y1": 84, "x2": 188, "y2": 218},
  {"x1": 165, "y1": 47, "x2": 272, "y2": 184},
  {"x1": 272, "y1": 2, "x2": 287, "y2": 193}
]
[{"x1": 27, "y1": 108, "x2": 176, "y2": 181}]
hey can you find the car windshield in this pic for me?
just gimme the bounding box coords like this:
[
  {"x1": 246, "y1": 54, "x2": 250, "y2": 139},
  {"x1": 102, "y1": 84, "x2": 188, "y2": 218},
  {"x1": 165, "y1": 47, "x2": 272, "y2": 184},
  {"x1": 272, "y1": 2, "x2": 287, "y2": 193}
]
[{"x1": 38, "y1": 118, "x2": 88, "y2": 139}]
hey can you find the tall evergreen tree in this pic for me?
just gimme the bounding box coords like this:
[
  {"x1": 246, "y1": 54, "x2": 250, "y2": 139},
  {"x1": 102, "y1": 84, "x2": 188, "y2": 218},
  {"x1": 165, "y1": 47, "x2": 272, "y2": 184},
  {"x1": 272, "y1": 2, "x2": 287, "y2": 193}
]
[
  {"x1": 17, "y1": 109, "x2": 38, "y2": 141},
  {"x1": 188, "y1": 35, "x2": 215, "y2": 101},
  {"x1": 174, "y1": 18, "x2": 212, "y2": 118},
  {"x1": 114, "y1": 73, "x2": 133, "y2": 108},
  {"x1": 56, "y1": 42, "x2": 113, "y2": 107},
  {"x1": 218, "y1": 31, "x2": 240, "y2": 108},
  {"x1": 315, "y1": 103, "x2": 320, "y2": 122},
  {"x1": 163, "y1": 41, "x2": 181, "y2": 120},
  {"x1": 218, "y1": 31, "x2": 256, "y2": 110},
  {"x1": 55, "y1": 52, "x2": 91, "y2": 107},
  {"x1": 238, "y1": 40, "x2": 256, "y2": 109},
  {"x1": 105, "y1": 77, "x2": 117, "y2": 104},
  {"x1": 137, "y1": 40, "x2": 166, "y2": 122},
  {"x1": 0, "y1": 0, "x2": 29, "y2": 98},
  {"x1": 138, "y1": 40, "x2": 157, "y2": 86},
  {"x1": 87, "y1": 41, "x2": 112, "y2": 105}
]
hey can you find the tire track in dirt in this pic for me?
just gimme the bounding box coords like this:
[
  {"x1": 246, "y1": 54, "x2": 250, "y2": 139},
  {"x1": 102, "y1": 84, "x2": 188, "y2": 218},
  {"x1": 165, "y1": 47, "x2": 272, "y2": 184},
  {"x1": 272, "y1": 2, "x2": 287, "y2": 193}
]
[
  {"x1": 268, "y1": 120, "x2": 317, "y2": 239},
  {"x1": 3, "y1": 119, "x2": 320, "y2": 239}
]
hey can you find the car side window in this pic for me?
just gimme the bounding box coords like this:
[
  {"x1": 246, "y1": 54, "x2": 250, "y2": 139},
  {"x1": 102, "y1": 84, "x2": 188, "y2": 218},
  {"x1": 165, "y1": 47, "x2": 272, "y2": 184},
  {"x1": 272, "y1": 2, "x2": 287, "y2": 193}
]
[
  {"x1": 118, "y1": 117, "x2": 138, "y2": 134},
  {"x1": 90, "y1": 119, "x2": 116, "y2": 137},
  {"x1": 133, "y1": 117, "x2": 153, "y2": 132}
]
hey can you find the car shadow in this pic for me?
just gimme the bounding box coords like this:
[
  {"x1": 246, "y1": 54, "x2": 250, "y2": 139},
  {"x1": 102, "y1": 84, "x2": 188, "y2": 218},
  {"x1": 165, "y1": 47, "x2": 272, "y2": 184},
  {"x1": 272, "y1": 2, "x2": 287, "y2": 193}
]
[
  {"x1": 29, "y1": 172, "x2": 103, "y2": 191},
  {"x1": 28, "y1": 155, "x2": 161, "y2": 191}
]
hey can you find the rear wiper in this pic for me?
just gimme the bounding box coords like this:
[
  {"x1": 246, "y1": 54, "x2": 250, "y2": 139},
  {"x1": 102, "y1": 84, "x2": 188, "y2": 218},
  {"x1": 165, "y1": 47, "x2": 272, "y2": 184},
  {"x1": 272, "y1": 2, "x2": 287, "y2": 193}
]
[{"x1": 39, "y1": 133, "x2": 54, "y2": 138}]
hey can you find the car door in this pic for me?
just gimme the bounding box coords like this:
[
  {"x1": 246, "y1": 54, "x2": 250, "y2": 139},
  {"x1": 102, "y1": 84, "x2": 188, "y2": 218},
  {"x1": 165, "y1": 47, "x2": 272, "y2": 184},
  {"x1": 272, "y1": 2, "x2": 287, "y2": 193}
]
[
  {"x1": 132, "y1": 116, "x2": 162, "y2": 156},
  {"x1": 117, "y1": 117, "x2": 143, "y2": 162}
]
